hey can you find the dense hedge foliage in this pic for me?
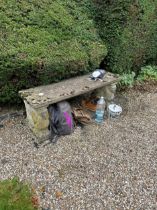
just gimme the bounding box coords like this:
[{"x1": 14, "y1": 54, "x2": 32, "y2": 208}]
[
  {"x1": 1, "y1": 0, "x2": 157, "y2": 103},
  {"x1": 92, "y1": 0, "x2": 157, "y2": 74},
  {"x1": 0, "y1": 0, "x2": 106, "y2": 103}
]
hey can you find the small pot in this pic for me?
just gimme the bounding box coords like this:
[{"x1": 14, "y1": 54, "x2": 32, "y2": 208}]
[{"x1": 108, "y1": 104, "x2": 122, "y2": 118}]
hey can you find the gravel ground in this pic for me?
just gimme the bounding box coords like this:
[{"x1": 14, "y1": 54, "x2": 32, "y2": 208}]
[{"x1": 0, "y1": 88, "x2": 157, "y2": 210}]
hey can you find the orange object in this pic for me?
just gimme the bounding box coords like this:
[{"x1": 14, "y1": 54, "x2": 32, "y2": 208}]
[{"x1": 82, "y1": 98, "x2": 99, "y2": 111}]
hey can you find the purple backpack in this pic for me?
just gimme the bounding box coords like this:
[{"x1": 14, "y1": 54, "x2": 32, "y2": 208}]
[{"x1": 48, "y1": 101, "x2": 74, "y2": 143}]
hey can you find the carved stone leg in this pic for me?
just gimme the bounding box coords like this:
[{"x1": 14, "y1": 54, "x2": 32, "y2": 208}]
[
  {"x1": 24, "y1": 100, "x2": 49, "y2": 141},
  {"x1": 94, "y1": 83, "x2": 116, "y2": 101},
  {"x1": 104, "y1": 83, "x2": 117, "y2": 104}
]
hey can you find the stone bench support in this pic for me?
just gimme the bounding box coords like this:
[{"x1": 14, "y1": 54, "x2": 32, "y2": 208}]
[{"x1": 24, "y1": 101, "x2": 49, "y2": 140}]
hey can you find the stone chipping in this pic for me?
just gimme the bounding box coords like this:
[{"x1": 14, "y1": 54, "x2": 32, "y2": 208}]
[{"x1": 0, "y1": 88, "x2": 157, "y2": 210}]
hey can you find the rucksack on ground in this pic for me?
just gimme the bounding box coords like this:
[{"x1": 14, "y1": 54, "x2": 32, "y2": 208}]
[{"x1": 48, "y1": 101, "x2": 74, "y2": 143}]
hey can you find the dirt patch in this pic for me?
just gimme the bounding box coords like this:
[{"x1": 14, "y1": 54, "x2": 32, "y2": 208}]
[{"x1": 132, "y1": 80, "x2": 157, "y2": 93}]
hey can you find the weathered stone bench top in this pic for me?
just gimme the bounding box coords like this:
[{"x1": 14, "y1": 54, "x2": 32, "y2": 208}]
[{"x1": 19, "y1": 72, "x2": 120, "y2": 109}]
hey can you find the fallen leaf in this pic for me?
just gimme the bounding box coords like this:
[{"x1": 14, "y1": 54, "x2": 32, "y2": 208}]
[
  {"x1": 31, "y1": 196, "x2": 39, "y2": 208},
  {"x1": 55, "y1": 191, "x2": 63, "y2": 199}
]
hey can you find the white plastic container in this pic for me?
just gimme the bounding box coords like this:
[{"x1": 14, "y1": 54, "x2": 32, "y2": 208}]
[{"x1": 108, "y1": 104, "x2": 122, "y2": 118}]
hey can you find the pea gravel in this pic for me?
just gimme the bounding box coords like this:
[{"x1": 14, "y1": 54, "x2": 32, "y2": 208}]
[{"x1": 0, "y1": 89, "x2": 157, "y2": 210}]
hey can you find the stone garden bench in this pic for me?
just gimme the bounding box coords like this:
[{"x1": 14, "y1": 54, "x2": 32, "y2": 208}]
[{"x1": 19, "y1": 72, "x2": 120, "y2": 141}]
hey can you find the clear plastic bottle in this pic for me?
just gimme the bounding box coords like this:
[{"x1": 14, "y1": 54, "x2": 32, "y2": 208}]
[{"x1": 95, "y1": 96, "x2": 105, "y2": 124}]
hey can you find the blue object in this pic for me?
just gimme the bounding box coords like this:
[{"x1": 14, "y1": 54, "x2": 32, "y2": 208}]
[{"x1": 95, "y1": 109, "x2": 105, "y2": 123}]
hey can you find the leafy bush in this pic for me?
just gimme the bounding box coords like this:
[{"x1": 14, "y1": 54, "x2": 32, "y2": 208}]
[
  {"x1": 0, "y1": 0, "x2": 107, "y2": 103},
  {"x1": 0, "y1": 178, "x2": 37, "y2": 210},
  {"x1": 120, "y1": 72, "x2": 135, "y2": 87},
  {"x1": 92, "y1": 0, "x2": 157, "y2": 74},
  {"x1": 137, "y1": 65, "x2": 157, "y2": 81},
  {"x1": 119, "y1": 65, "x2": 157, "y2": 87}
]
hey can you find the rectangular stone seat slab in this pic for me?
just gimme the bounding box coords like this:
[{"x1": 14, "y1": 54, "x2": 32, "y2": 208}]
[{"x1": 19, "y1": 72, "x2": 120, "y2": 109}]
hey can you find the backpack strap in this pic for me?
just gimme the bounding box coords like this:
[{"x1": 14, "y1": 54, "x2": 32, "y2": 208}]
[
  {"x1": 48, "y1": 105, "x2": 59, "y2": 144},
  {"x1": 49, "y1": 123, "x2": 59, "y2": 144}
]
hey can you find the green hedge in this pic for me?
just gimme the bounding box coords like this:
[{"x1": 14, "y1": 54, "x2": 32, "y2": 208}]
[
  {"x1": 92, "y1": 0, "x2": 157, "y2": 74},
  {"x1": 0, "y1": 0, "x2": 107, "y2": 103},
  {"x1": 1, "y1": 0, "x2": 157, "y2": 104}
]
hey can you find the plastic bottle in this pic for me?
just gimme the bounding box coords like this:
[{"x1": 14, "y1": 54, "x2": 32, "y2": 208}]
[{"x1": 95, "y1": 96, "x2": 105, "y2": 124}]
